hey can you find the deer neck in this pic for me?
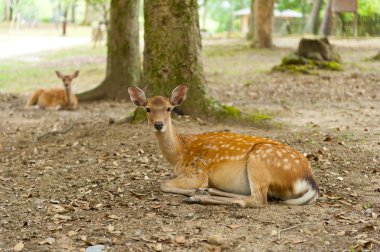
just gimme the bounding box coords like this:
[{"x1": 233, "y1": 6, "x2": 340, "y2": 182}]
[
  {"x1": 64, "y1": 87, "x2": 72, "y2": 105},
  {"x1": 155, "y1": 120, "x2": 184, "y2": 168}
]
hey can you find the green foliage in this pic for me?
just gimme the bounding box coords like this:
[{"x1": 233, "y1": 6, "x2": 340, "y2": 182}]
[
  {"x1": 276, "y1": 0, "x2": 312, "y2": 14},
  {"x1": 358, "y1": 0, "x2": 380, "y2": 15},
  {"x1": 204, "y1": 0, "x2": 250, "y2": 32}
]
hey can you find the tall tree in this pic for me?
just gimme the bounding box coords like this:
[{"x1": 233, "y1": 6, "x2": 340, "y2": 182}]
[
  {"x1": 143, "y1": 0, "x2": 210, "y2": 117},
  {"x1": 78, "y1": 0, "x2": 140, "y2": 101},
  {"x1": 305, "y1": 0, "x2": 323, "y2": 34},
  {"x1": 253, "y1": 0, "x2": 274, "y2": 48},
  {"x1": 320, "y1": 0, "x2": 333, "y2": 36},
  {"x1": 141, "y1": 0, "x2": 267, "y2": 124}
]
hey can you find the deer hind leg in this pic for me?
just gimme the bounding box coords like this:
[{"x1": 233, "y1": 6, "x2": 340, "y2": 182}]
[
  {"x1": 238, "y1": 152, "x2": 271, "y2": 208},
  {"x1": 160, "y1": 172, "x2": 209, "y2": 197}
]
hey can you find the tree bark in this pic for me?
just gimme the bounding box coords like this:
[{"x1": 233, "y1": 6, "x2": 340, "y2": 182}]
[
  {"x1": 3, "y1": 0, "x2": 9, "y2": 21},
  {"x1": 253, "y1": 0, "x2": 274, "y2": 48},
  {"x1": 82, "y1": 0, "x2": 90, "y2": 25},
  {"x1": 71, "y1": 0, "x2": 76, "y2": 23},
  {"x1": 62, "y1": 6, "x2": 68, "y2": 36},
  {"x1": 320, "y1": 0, "x2": 333, "y2": 36},
  {"x1": 246, "y1": 0, "x2": 255, "y2": 40},
  {"x1": 305, "y1": 0, "x2": 323, "y2": 34},
  {"x1": 78, "y1": 0, "x2": 140, "y2": 101},
  {"x1": 143, "y1": 0, "x2": 212, "y2": 117}
]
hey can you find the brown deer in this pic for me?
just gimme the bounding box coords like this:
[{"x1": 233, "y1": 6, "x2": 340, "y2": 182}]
[
  {"x1": 128, "y1": 85, "x2": 319, "y2": 207},
  {"x1": 25, "y1": 71, "x2": 79, "y2": 110}
]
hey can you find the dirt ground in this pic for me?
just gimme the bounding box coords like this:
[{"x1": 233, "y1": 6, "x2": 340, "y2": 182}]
[{"x1": 0, "y1": 38, "x2": 380, "y2": 251}]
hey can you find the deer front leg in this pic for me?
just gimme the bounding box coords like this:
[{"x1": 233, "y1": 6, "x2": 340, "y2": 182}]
[{"x1": 160, "y1": 172, "x2": 209, "y2": 197}]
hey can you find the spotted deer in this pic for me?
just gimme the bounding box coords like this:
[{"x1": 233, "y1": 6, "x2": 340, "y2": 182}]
[
  {"x1": 25, "y1": 71, "x2": 79, "y2": 110},
  {"x1": 128, "y1": 85, "x2": 319, "y2": 207}
]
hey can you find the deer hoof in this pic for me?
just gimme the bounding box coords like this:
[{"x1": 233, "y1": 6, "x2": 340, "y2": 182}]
[
  {"x1": 195, "y1": 188, "x2": 209, "y2": 195},
  {"x1": 183, "y1": 196, "x2": 200, "y2": 204}
]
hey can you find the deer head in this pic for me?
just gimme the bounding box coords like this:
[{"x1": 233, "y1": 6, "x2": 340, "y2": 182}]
[
  {"x1": 55, "y1": 70, "x2": 79, "y2": 89},
  {"x1": 128, "y1": 85, "x2": 188, "y2": 133}
]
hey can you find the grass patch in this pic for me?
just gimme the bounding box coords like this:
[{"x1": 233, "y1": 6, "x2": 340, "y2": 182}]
[{"x1": 0, "y1": 45, "x2": 106, "y2": 93}]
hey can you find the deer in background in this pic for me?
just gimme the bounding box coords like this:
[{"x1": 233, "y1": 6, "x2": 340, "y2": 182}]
[
  {"x1": 92, "y1": 21, "x2": 106, "y2": 48},
  {"x1": 128, "y1": 85, "x2": 319, "y2": 207},
  {"x1": 25, "y1": 71, "x2": 79, "y2": 110}
]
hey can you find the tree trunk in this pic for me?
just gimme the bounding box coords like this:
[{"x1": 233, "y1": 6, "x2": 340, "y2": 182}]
[
  {"x1": 71, "y1": 0, "x2": 76, "y2": 23},
  {"x1": 143, "y1": 0, "x2": 211, "y2": 117},
  {"x1": 320, "y1": 0, "x2": 333, "y2": 36},
  {"x1": 3, "y1": 0, "x2": 9, "y2": 21},
  {"x1": 9, "y1": 0, "x2": 13, "y2": 21},
  {"x1": 305, "y1": 0, "x2": 323, "y2": 34},
  {"x1": 253, "y1": 0, "x2": 274, "y2": 48},
  {"x1": 62, "y1": 6, "x2": 68, "y2": 36},
  {"x1": 77, "y1": 0, "x2": 140, "y2": 101},
  {"x1": 246, "y1": 0, "x2": 255, "y2": 40},
  {"x1": 82, "y1": 0, "x2": 90, "y2": 25}
]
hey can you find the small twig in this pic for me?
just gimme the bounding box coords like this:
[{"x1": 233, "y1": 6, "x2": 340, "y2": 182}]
[
  {"x1": 36, "y1": 123, "x2": 77, "y2": 141},
  {"x1": 278, "y1": 223, "x2": 307, "y2": 240}
]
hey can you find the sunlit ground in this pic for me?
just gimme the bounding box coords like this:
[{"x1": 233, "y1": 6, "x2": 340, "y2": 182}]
[{"x1": 1, "y1": 23, "x2": 380, "y2": 95}]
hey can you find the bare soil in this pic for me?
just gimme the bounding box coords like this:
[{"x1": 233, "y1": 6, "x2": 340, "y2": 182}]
[{"x1": 1, "y1": 38, "x2": 380, "y2": 251}]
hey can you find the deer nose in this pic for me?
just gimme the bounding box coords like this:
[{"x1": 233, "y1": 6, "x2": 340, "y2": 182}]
[{"x1": 154, "y1": 122, "x2": 164, "y2": 130}]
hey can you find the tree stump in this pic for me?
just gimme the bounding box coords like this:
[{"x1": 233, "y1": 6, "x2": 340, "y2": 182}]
[{"x1": 273, "y1": 38, "x2": 343, "y2": 74}]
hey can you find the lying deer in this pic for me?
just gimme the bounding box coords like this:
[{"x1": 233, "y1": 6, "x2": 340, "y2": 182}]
[
  {"x1": 128, "y1": 85, "x2": 319, "y2": 207},
  {"x1": 25, "y1": 71, "x2": 79, "y2": 110}
]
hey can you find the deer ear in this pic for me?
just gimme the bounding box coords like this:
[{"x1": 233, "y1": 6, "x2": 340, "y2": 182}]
[
  {"x1": 170, "y1": 84, "x2": 188, "y2": 106},
  {"x1": 128, "y1": 86, "x2": 147, "y2": 107},
  {"x1": 71, "y1": 70, "x2": 80, "y2": 78},
  {"x1": 55, "y1": 71, "x2": 63, "y2": 79}
]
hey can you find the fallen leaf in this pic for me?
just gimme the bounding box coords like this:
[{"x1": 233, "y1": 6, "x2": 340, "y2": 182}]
[
  {"x1": 175, "y1": 235, "x2": 186, "y2": 244},
  {"x1": 39, "y1": 237, "x2": 55, "y2": 245},
  {"x1": 13, "y1": 242, "x2": 24, "y2": 252},
  {"x1": 336, "y1": 231, "x2": 345, "y2": 236},
  {"x1": 161, "y1": 226, "x2": 174, "y2": 232},
  {"x1": 67, "y1": 231, "x2": 77, "y2": 237},
  {"x1": 107, "y1": 214, "x2": 121, "y2": 220},
  {"x1": 154, "y1": 243, "x2": 162, "y2": 251},
  {"x1": 227, "y1": 224, "x2": 243, "y2": 229},
  {"x1": 107, "y1": 224, "x2": 115, "y2": 233},
  {"x1": 47, "y1": 205, "x2": 67, "y2": 215}
]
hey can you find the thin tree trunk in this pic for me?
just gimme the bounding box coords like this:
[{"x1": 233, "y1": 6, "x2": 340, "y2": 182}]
[
  {"x1": 9, "y1": 0, "x2": 13, "y2": 21},
  {"x1": 253, "y1": 0, "x2": 274, "y2": 48},
  {"x1": 62, "y1": 5, "x2": 69, "y2": 36},
  {"x1": 247, "y1": 0, "x2": 254, "y2": 40},
  {"x1": 320, "y1": 0, "x2": 333, "y2": 36},
  {"x1": 3, "y1": 0, "x2": 9, "y2": 21},
  {"x1": 78, "y1": 0, "x2": 140, "y2": 101},
  {"x1": 305, "y1": 0, "x2": 323, "y2": 34},
  {"x1": 71, "y1": 0, "x2": 76, "y2": 23},
  {"x1": 82, "y1": 0, "x2": 90, "y2": 25}
]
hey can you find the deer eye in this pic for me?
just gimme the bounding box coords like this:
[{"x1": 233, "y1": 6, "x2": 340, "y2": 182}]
[
  {"x1": 146, "y1": 108, "x2": 151, "y2": 112},
  {"x1": 167, "y1": 107, "x2": 171, "y2": 112}
]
